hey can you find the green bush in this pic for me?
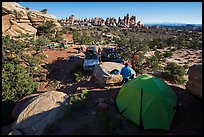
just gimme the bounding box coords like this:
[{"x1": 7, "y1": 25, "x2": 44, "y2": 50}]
[
  {"x1": 73, "y1": 30, "x2": 93, "y2": 45},
  {"x1": 172, "y1": 36, "x2": 185, "y2": 49},
  {"x1": 154, "y1": 50, "x2": 163, "y2": 61},
  {"x1": 53, "y1": 31, "x2": 63, "y2": 43},
  {"x1": 74, "y1": 71, "x2": 83, "y2": 82},
  {"x1": 2, "y1": 35, "x2": 46, "y2": 103},
  {"x1": 145, "y1": 56, "x2": 163, "y2": 73},
  {"x1": 40, "y1": 9, "x2": 47, "y2": 14},
  {"x1": 66, "y1": 89, "x2": 89, "y2": 113},
  {"x1": 33, "y1": 35, "x2": 50, "y2": 54},
  {"x1": 116, "y1": 35, "x2": 149, "y2": 75},
  {"x1": 2, "y1": 63, "x2": 37, "y2": 102},
  {"x1": 183, "y1": 64, "x2": 189, "y2": 70},
  {"x1": 187, "y1": 39, "x2": 202, "y2": 50},
  {"x1": 62, "y1": 26, "x2": 71, "y2": 34},
  {"x1": 36, "y1": 21, "x2": 56, "y2": 39},
  {"x1": 149, "y1": 38, "x2": 167, "y2": 49},
  {"x1": 163, "y1": 50, "x2": 173, "y2": 58},
  {"x1": 164, "y1": 62, "x2": 186, "y2": 84}
]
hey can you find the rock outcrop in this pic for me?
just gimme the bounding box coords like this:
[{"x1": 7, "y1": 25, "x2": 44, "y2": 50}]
[
  {"x1": 9, "y1": 91, "x2": 69, "y2": 135},
  {"x1": 93, "y1": 62, "x2": 136, "y2": 85},
  {"x1": 11, "y1": 92, "x2": 43, "y2": 120},
  {"x1": 27, "y1": 10, "x2": 61, "y2": 31},
  {"x1": 2, "y1": 2, "x2": 61, "y2": 38},
  {"x1": 186, "y1": 64, "x2": 202, "y2": 98}
]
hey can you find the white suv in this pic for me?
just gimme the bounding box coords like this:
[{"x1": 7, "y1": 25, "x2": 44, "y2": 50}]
[{"x1": 83, "y1": 46, "x2": 99, "y2": 70}]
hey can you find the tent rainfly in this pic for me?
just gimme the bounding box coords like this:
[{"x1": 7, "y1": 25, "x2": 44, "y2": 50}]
[{"x1": 116, "y1": 74, "x2": 177, "y2": 130}]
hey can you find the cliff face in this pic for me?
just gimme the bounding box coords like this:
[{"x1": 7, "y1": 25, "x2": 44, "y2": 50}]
[{"x1": 2, "y1": 2, "x2": 61, "y2": 38}]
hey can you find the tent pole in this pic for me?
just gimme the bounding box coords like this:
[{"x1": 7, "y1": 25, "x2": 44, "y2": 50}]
[{"x1": 139, "y1": 88, "x2": 144, "y2": 129}]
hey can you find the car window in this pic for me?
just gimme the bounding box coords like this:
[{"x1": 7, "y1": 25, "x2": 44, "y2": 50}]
[
  {"x1": 107, "y1": 52, "x2": 118, "y2": 59},
  {"x1": 85, "y1": 53, "x2": 98, "y2": 59},
  {"x1": 86, "y1": 47, "x2": 97, "y2": 54}
]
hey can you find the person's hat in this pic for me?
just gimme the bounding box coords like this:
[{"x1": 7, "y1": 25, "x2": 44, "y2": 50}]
[{"x1": 124, "y1": 62, "x2": 130, "y2": 66}]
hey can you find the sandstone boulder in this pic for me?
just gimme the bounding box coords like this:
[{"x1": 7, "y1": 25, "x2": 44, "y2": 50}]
[
  {"x1": 2, "y1": 2, "x2": 26, "y2": 15},
  {"x1": 93, "y1": 62, "x2": 136, "y2": 85},
  {"x1": 186, "y1": 64, "x2": 202, "y2": 98},
  {"x1": 2, "y1": 2, "x2": 36, "y2": 38},
  {"x1": 2, "y1": 14, "x2": 13, "y2": 32},
  {"x1": 27, "y1": 10, "x2": 62, "y2": 31},
  {"x1": 6, "y1": 21, "x2": 37, "y2": 37},
  {"x1": 2, "y1": 2, "x2": 61, "y2": 38},
  {"x1": 10, "y1": 91, "x2": 69, "y2": 135},
  {"x1": 11, "y1": 92, "x2": 43, "y2": 120}
]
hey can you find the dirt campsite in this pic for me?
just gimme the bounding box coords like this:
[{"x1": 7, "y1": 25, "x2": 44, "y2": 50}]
[
  {"x1": 2, "y1": 42, "x2": 202, "y2": 135},
  {"x1": 42, "y1": 46, "x2": 203, "y2": 135}
]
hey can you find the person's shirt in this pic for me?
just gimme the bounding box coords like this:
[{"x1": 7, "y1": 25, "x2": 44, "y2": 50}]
[{"x1": 120, "y1": 66, "x2": 132, "y2": 79}]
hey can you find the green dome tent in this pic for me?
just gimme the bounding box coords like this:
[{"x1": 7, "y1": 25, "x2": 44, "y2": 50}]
[{"x1": 116, "y1": 74, "x2": 177, "y2": 130}]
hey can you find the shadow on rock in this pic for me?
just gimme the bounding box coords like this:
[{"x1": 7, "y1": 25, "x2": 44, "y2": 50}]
[{"x1": 45, "y1": 57, "x2": 84, "y2": 84}]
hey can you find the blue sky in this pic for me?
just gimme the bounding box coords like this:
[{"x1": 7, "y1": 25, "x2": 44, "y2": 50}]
[{"x1": 18, "y1": 2, "x2": 202, "y2": 24}]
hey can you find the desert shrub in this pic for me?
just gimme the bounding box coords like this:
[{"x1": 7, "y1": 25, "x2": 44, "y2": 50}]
[
  {"x1": 154, "y1": 50, "x2": 163, "y2": 61},
  {"x1": 51, "y1": 32, "x2": 63, "y2": 43},
  {"x1": 40, "y1": 9, "x2": 47, "y2": 14},
  {"x1": 123, "y1": 29, "x2": 129, "y2": 36},
  {"x1": 164, "y1": 62, "x2": 186, "y2": 84},
  {"x1": 2, "y1": 63, "x2": 37, "y2": 102},
  {"x1": 172, "y1": 36, "x2": 186, "y2": 49},
  {"x1": 166, "y1": 38, "x2": 174, "y2": 46},
  {"x1": 36, "y1": 21, "x2": 56, "y2": 39},
  {"x1": 187, "y1": 39, "x2": 202, "y2": 50},
  {"x1": 73, "y1": 30, "x2": 93, "y2": 45},
  {"x1": 163, "y1": 50, "x2": 173, "y2": 58},
  {"x1": 62, "y1": 26, "x2": 71, "y2": 34},
  {"x1": 149, "y1": 38, "x2": 167, "y2": 49},
  {"x1": 33, "y1": 35, "x2": 50, "y2": 54},
  {"x1": 65, "y1": 89, "x2": 89, "y2": 114},
  {"x1": 183, "y1": 64, "x2": 189, "y2": 70},
  {"x1": 145, "y1": 56, "x2": 163, "y2": 73},
  {"x1": 2, "y1": 35, "x2": 47, "y2": 102},
  {"x1": 116, "y1": 35, "x2": 149, "y2": 75},
  {"x1": 74, "y1": 71, "x2": 83, "y2": 82},
  {"x1": 73, "y1": 30, "x2": 79, "y2": 44},
  {"x1": 81, "y1": 32, "x2": 93, "y2": 45},
  {"x1": 92, "y1": 33, "x2": 102, "y2": 44},
  {"x1": 68, "y1": 89, "x2": 88, "y2": 105}
]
